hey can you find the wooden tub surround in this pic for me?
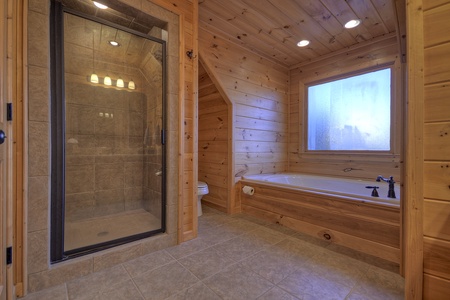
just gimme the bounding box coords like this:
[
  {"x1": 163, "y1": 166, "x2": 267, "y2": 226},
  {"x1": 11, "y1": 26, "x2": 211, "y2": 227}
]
[{"x1": 239, "y1": 177, "x2": 401, "y2": 267}]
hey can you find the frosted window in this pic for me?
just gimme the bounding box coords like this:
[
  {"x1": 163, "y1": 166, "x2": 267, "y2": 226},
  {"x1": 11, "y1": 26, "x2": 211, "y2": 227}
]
[{"x1": 307, "y1": 68, "x2": 391, "y2": 151}]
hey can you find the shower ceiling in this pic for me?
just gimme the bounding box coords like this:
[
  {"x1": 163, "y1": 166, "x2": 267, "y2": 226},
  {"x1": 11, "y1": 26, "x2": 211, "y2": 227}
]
[
  {"x1": 61, "y1": 0, "x2": 166, "y2": 33},
  {"x1": 61, "y1": 0, "x2": 166, "y2": 69}
]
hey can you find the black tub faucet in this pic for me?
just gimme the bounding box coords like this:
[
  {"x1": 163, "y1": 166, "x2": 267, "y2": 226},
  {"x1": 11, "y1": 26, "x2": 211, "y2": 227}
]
[{"x1": 376, "y1": 175, "x2": 396, "y2": 198}]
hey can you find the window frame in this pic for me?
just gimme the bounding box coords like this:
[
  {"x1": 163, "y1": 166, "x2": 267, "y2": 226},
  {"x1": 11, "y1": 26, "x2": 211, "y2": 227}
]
[{"x1": 299, "y1": 62, "x2": 402, "y2": 163}]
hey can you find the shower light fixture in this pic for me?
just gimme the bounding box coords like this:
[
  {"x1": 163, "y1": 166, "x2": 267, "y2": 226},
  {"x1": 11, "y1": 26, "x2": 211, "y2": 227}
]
[
  {"x1": 104, "y1": 76, "x2": 112, "y2": 86},
  {"x1": 344, "y1": 19, "x2": 361, "y2": 29},
  {"x1": 88, "y1": 74, "x2": 135, "y2": 90},
  {"x1": 297, "y1": 40, "x2": 310, "y2": 47},
  {"x1": 90, "y1": 73, "x2": 99, "y2": 83},
  {"x1": 108, "y1": 40, "x2": 120, "y2": 47},
  {"x1": 93, "y1": 1, "x2": 108, "y2": 9}
]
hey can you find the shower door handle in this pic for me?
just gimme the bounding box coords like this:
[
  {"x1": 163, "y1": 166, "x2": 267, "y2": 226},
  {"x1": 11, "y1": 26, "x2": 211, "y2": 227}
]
[{"x1": 0, "y1": 130, "x2": 6, "y2": 144}]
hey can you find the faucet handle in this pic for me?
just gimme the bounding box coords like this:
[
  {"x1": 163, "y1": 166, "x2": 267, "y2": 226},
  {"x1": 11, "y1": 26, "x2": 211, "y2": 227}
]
[{"x1": 366, "y1": 186, "x2": 379, "y2": 197}]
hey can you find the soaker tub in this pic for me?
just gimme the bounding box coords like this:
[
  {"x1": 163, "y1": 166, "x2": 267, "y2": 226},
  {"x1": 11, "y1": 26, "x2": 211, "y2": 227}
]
[
  {"x1": 242, "y1": 173, "x2": 400, "y2": 207},
  {"x1": 239, "y1": 172, "x2": 401, "y2": 264}
]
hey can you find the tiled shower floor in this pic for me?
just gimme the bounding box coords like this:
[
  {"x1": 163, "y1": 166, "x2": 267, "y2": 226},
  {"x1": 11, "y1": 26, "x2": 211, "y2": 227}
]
[
  {"x1": 65, "y1": 209, "x2": 161, "y2": 250},
  {"x1": 22, "y1": 207, "x2": 404, "y2": 299}
]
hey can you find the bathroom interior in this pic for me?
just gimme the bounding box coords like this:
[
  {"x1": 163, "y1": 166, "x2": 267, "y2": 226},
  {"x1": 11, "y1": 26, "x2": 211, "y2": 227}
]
[{"x1": 3, "y1": 0, "x2": 449, "y2": 298}]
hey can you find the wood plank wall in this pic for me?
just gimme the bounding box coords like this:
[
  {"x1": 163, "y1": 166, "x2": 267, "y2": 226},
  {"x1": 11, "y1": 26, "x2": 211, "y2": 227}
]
[
  {"x1": 422, "y1": 1, "x2": 450, "y2": 297},
  {"x1": 198, "y1": 62, "x2": 229, "y2": 212},
  {"x1": 150, "y1": 0, "x2": 198, "y2": 242},
  {"x1": 288, "y1": 35, "x2": 402, "y2": 182},
  {"x1": 199, "y1": 27, "x2": 290, "y2": 203}
]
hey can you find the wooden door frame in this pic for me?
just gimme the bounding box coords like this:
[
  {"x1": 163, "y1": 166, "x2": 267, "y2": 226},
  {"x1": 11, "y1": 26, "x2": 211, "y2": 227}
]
[
  {"x1": 0, "y1": 0, "x2": 26, "y2": 298},
  {"x1": 12, "y1": 0, "x2": 26, "y2": 296},
  {"x1": 403, "y1": 0, "x2": 424, "y2": 298},
  {"x1": 1, "y1": 0, "x2": 8, "y2": 297}
]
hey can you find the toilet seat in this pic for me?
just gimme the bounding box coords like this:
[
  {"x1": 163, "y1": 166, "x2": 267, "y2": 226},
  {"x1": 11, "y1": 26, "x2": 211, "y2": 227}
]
[
  {"x1": 197, "y1": 181, "x2": 209, "y2": 217},
  {"x1": 198, "y1": 181, "x2": 209, "y2": 196}
]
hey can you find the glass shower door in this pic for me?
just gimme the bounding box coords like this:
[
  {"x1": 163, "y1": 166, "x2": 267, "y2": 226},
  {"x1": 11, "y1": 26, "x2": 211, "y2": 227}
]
[{"x1": 50, "y1": 4, "x2": 166, "y2": 259}]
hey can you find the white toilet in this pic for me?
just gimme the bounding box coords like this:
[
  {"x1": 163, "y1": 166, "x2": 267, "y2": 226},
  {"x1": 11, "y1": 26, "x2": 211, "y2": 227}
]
[{"x1": 197, "y1": 181, "x2": 209, "y2": 216}]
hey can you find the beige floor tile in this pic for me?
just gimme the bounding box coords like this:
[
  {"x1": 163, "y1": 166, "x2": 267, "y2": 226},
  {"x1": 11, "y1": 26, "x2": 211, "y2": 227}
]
[
  {"x1": 304, "y1": 249, "x2": 370, "y2": 288},
  {"x1": 277, "y1": 268, "x2": 352, "y2": 300},
  {"x1": 133, "y1": 261, "x2": 199, "y2": 300},
  {"x1": 348, "y1": 266, "x2": 404, "y2": 300},
  {"x1": 203, "y1": 263, "x2": 274, "y2": 300},
  {"x1": 66, "y1": 265, "x2": 131, "y2": 300},
  {"x1": 240, "y1": 246, "x2": 304, "y2": 284},
  {"x1": 221, "y1": 218, "x2": 262, "y2": 234},
  {"x1": 93, "y1": 279, "x2": 144, "y2": 300},
  {"x1": 257, "y1": 287, "x2": 300, "y2": 300},
  {"x1": 179, "y1": 247, "x2": 236, "y2": 280},
  {"x1": 165, "y1": 236, "x2": 211, "y2": 259},
  {"x1": 166, "y1": 282, "x2": 222, "y2": 300},
  {"x1": 199, "y1": 222, "x2": 245, "y2": 245},
  {"x1": 213, "y1": 234, "x2": 265, "y2": 262},
  {"x1": 21, "y1": 208, "x2": 405, "y2": 300},
  {"x1": 65, "y1": 209, "x2": 160, "y2": 250},
  {"x1": 20, "y1": 284, "x2": 68, "y2": 300},
  {"x1": 123, "y1": 249, "x2": 174, "y2": 278},
  {"x1": 198, "y1": 212, "x2": 234, "y2": 231}
]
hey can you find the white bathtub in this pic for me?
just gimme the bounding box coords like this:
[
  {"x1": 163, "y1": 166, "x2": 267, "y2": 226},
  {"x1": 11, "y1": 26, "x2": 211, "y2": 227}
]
[{"x1": 241, "y1": 173, "x2": 400, "y2": 207}]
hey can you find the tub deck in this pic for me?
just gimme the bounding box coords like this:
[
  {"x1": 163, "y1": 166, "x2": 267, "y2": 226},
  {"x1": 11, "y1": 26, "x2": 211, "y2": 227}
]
[{"x1": 239, "y1": 174, "x2": 401, "y2": 266}]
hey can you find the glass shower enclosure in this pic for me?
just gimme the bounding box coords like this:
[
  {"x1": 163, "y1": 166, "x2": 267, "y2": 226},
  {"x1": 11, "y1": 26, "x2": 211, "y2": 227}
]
[{"x1": 50, "y1": 1, "x2": 166, "y2": 261}]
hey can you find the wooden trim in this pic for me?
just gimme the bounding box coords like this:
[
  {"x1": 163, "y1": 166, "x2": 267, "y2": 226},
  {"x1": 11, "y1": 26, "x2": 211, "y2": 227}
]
[
  {"x1": 1, "y1": 1, "x2": 7, "y2": 298},
  {"x1": 404, "y1": 0, "x2": 425, "y2": 298},
  {"x1": 192, "y1": 0, "x2": 199, "y2": 237},
  {"x1": 177, "y1": 12, "x2": 185, "y2": 244},
  {"x1": 12, "y1": 0, "x2": 25, "y2": 296},
  {"x1": 392, "y1": 0, "x2": 407, "y2": 63}
]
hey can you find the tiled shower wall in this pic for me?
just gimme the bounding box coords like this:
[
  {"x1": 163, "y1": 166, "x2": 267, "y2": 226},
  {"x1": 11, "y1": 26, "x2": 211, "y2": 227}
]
[
  {"x1": 26, "y1": 0, "x2": 180, "y2": 293},
  {"x1": 65, "y1": 83, "x2": 149, "y2": 221}
]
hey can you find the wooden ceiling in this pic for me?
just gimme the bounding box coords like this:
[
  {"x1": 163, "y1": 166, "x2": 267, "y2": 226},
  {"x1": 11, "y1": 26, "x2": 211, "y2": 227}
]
[{"x1": 199, "y1": 0, "x2": 404, "y2": 67}]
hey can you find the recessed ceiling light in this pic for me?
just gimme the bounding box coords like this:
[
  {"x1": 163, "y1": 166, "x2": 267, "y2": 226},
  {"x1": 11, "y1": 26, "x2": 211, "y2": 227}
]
[
  {"x1": 344, "y1": 19, "x2": 361, "y2": 29},
  {"x1": 297, "y1": 40, "x2": 310, "y2": 47},
  {"x1": 93, "y1": 1, "x2": 108, "y2": 9},
  {"x1": 108, "y1": 40, "x2": 120, "y2": 47}
]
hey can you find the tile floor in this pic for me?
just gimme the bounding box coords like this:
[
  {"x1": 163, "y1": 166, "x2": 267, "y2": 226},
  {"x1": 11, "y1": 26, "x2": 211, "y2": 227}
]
[
  {"x1": 65, "y1": 209, "x2": 161, "y2": 250},
  {"x1": 21, "y1": 206, "x2": 404, "y2": 300}
]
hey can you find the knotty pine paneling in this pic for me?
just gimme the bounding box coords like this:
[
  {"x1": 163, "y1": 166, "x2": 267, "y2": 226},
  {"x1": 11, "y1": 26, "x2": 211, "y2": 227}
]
[
  {"x1": 423, "y1": 274, "x2": 450, "y2": 299},
  {"x1": 424, "y1": 43, "x2": 450, "y2": 85},
  {"x1": 423, "y1": 0, "x2": 450, "y2": 295},
  {"x1": 423, "y1": 237, "x2": 450, "y2": 279},
  {"x1": 424, "y1": 83, "x2": 450, "y2": 122},
  {"x1": 198, "y1": 62, "x2": 229, "y2": 212},
  {"x1": 424, "y1": 199, "x2": 450, "y2": 240},
  {"x1": 423, "y1": 162, "x2": 450, "y2": 200},
  {"x1": 424, "y1": 3, "x2": 450, "y2": 47},
  {"x1": 199, "y1": 26, "x2": 290, "y2": 184},
  {"x1": 423, "y1": 0, "x2": 450, "y2": 10},
  {"x1": 288, "y1": 36, "x2": 401, "y2": 181}
]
